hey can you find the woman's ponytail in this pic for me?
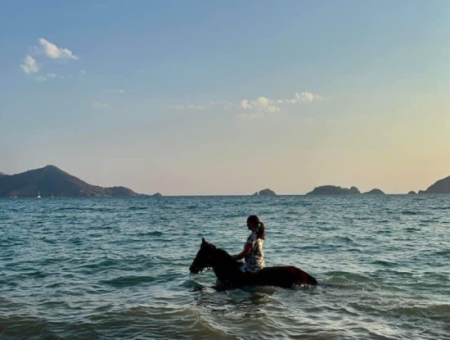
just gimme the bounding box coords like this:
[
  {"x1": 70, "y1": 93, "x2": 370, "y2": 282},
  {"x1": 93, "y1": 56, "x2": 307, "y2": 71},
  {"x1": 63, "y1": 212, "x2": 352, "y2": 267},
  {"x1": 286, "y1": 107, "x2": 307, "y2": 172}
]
[
  {"x1": 248, "y1": 215, "x2": 266, "y2": 240},
  {"x1": 257, "y1": 222, "x2": 265, "y2": 240}
]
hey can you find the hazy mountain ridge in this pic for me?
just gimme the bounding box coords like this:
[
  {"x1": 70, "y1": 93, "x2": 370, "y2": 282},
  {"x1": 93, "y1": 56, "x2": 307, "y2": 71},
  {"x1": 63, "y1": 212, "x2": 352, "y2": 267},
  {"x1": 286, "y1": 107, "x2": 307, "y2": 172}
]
[{"x1": 0, "y1": 165, "x2": 145, "y2": 198}]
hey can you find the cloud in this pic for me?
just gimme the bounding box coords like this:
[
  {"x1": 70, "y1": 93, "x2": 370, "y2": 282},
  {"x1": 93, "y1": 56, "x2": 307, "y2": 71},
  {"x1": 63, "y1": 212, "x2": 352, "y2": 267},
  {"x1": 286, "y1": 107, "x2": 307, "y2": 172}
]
[
  {"x1": 92, "y1": 102, "x2": 112, "y2": 109},
  {"x1": 174, "y1": 101, "x2": 232, "y2": 111},
  {"x1": 239, "y1": 91, "x2": 321, "y2": 118},
  {"x1": 173, "y1": 92, "x2": 320, "y2": 118},
  {"x1": 35, "y1": 75, "x2": 48, "y2": 82},
  {"x1": 38, "y1": 38, "x2": 78, "y2": 60},
  {"x1": 240, "y1": 97, "x2": 280, "y2": 114},
  {"x1": 276, "y1": 91, "x2": 319, "y2": 104},
  {"x1": 21, "y1": 38, "x2": 78, "y2": 79},
  {"x1": 104, "y1": 89, "x2": 125, "y2": 94},
  {"x1": 20, "y1": 55, "x2": 39, "y2": 74}
]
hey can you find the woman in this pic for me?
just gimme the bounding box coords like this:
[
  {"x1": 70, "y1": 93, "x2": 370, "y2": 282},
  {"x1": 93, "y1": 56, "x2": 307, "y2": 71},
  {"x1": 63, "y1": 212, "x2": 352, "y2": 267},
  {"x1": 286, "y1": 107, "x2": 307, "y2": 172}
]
[{"x1": 232, "y1": 215, "x2": 266, "y2": 273}]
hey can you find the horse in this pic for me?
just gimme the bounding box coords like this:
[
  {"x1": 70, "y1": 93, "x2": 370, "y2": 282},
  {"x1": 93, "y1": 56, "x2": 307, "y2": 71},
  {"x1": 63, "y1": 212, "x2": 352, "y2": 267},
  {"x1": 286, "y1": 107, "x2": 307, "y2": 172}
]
[{"x1": 189, "y1": 238, "x2": 318, "y2": 289}]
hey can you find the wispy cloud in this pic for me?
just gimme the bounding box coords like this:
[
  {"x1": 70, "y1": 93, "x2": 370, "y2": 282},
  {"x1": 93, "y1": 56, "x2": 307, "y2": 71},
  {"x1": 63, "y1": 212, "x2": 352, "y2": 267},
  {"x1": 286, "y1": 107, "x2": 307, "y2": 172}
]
[
  {"x1": 174, "y1": 92, "x2": 320, "y2": 118},
  {"x1": 240, "y1": 97, "x2": 280, "y2": 114},
  {"x1": 174, "y1": 101, "x2": 232, "y2": 111},
  {"x1": 92, "y1": 102, "x2": 112, "y2": 109},
  {"x1": 20, "y1": 55, "x2": 39, "y2": 74},
  {"x1": 37, "y1": 38, "x2": 78, "y2": 60},
  {"x1": 275, "y1": 91, "x2": 319, "y2": 104},
  {"x1": 104, "y1": 89, "x2": 125, "y2": 94},
  {"x1": 239, "y1": 92, "x2": 320, "y2": 118},
  {"x1": 33, "y1": 73, "x2": 58, "y2": 82}
]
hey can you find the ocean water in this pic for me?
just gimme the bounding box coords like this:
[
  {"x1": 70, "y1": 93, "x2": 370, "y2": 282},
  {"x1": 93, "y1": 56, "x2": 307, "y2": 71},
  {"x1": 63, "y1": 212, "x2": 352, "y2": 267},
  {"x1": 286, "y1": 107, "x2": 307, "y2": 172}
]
[{"x1": 0, "y1": 195, "x2": 449, "y2": 340}]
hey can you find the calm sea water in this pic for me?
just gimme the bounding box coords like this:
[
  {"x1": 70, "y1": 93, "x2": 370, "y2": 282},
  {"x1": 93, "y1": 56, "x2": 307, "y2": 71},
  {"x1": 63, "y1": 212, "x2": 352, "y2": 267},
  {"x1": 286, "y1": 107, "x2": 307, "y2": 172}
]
[{"x1": 0, "y1": 196, "x2": 449, "y2": 340}]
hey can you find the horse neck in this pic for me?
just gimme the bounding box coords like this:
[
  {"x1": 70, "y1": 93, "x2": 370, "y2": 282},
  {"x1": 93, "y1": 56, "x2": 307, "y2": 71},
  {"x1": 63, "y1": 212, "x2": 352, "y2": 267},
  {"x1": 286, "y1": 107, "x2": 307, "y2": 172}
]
[{"x1": 210, "y1": 248, "x2": 240, "y2": 274}]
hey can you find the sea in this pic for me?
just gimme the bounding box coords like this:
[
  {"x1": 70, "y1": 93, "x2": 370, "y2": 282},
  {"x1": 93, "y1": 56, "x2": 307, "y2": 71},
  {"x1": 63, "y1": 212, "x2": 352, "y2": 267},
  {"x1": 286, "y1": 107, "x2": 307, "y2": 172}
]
[{"x1": 0, "y1": 195, "x2": 449, "y2": 340}]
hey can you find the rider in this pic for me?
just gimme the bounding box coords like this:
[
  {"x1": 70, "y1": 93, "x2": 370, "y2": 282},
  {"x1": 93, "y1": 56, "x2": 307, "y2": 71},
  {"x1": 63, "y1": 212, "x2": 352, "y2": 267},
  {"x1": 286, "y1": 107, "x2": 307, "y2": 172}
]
[{"x1": 232, "y1": 215, "x2": 266, "y2": 273}]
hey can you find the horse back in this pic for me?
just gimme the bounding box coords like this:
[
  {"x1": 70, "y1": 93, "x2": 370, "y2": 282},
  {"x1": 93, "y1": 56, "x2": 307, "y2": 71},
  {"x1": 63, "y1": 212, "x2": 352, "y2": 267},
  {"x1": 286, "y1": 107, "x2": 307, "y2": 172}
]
[{"x1": 254, "y1": 266, "x2": 318, "y2": 287}]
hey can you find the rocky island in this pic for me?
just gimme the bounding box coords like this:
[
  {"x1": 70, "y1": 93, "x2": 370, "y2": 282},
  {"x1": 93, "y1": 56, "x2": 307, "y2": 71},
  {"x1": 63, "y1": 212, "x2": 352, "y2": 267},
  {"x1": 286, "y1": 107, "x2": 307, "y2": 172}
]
[
  {"x1": 306, "y1": 185, "x2": 360, "y2": 195},
  {"x1": 363, "y1": 189, "x2": 385, "y2": 195},
  {"x1": 418, "y1": 175, "x2": 450, "y2": 194},
  {"x1": 0, "y1": 165, "x2": 147, "y2": 198},
  {"x1": 253, "y1": 188, "x2": 277, "y2": 196}
]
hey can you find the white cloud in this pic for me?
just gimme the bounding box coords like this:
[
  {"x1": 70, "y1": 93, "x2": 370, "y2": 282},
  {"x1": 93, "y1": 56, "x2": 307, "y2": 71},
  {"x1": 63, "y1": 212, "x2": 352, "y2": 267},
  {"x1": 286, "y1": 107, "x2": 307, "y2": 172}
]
[
  {"x1": 38, "y1": 38, "x2": 78, "y2": 60},
  {"x1": 240, "y1": 97, "x2": 280, "y2": 114},
  {"x1": 47, "y1": 73, "x2": 57, "y2": 78},
  {"x1": 240, "y1": 91, "x2": 320, "y2": 118},
  {"x1": 20, "y1": 55, "x2": 39, "y2": 74},
  {"x1": 276, "y1": 91, "x2": 319, "y2": 104},
  {"x1": 92, "y1": 102, "x2": 112, "y2": 109},
  {"x1": 173, "y1": 91, "x2": 320, "y2": 118}
]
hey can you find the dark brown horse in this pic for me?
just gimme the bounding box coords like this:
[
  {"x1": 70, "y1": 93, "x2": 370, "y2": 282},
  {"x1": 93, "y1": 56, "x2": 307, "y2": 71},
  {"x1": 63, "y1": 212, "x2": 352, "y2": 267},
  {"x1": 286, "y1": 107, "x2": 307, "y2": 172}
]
[{"x1": 189, "y1": 238, "x2": 318, "y2": 289}]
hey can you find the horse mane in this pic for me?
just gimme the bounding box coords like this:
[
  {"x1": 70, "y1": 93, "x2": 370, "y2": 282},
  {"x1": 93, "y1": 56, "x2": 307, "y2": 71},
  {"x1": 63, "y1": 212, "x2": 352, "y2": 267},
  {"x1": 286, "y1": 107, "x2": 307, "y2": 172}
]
[{"x1": 209, "y1": 243, "x2": 241, "y2": 270}]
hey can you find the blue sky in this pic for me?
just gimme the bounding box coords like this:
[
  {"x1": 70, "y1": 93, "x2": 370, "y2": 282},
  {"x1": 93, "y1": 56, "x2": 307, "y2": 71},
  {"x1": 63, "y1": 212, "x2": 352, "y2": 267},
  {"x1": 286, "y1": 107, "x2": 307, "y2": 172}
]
[{"x1": 1, "y1": 1, "x2": 449, "y2": 195}]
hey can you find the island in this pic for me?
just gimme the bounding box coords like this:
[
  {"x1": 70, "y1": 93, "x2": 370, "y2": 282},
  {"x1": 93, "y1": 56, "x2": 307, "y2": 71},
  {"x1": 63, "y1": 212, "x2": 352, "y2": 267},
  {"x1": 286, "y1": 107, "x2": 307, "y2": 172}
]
[
  {"x1": 418, "y1": 175, "x2": 450, "y2": 194},
  {"x1": 153, "y1": 192, "x2": 163, "y2": 197},
  {"x1": 0, "y1": 165, "x2": 147, "y2": 198},
  {"x1": 408, "y1": 191, "x2": 417, "y2": 195},
  {"x1": 0, "y1": 171, "x2": 7, "y2": 178},
  {"x1": 253, "y1": 188, "x2": 277, "y2": 196},
  {"x1": 363, "y1": 189, "x2": 385, "y2": 195},
  {"x1": 306, "y1": 185, "x2": 360, "y2": 195}
]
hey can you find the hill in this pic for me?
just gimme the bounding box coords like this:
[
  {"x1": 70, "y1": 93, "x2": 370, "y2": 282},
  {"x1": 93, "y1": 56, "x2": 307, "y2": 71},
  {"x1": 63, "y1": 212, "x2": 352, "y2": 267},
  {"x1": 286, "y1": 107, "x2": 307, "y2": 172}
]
[
  {"x1": 253, "y1": 188, "x2": 277, "y2": 196},
  {"x1": 306, "y1": 185, "x2": 360, "y2": 195},
  {"x1": 419, "y1": 175, "x2": 450, "y2": 194},
  {"x1": 363, "y1": 189, "x2": 385, "y2": 195},
  {"x1": 0, "y1": 165, "x2": 145, "y2": 198}
]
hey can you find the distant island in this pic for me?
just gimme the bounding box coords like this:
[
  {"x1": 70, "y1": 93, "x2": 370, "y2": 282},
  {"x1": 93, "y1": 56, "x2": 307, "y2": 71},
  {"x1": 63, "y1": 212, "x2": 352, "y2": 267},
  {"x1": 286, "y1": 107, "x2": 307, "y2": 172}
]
[
  {"x1": 363, "y1": 189, "x2": 385, "y2": 195},
  {"x1": 418, "y1": 175, "x2": 450, "y2": 194},
  {"x1": 0, "y1": 165, "x2": 149, "y2": 198},
  {"x1": 2, "y1": 165, "x2": 450, "y2": 197},
  {"x1": 307, "y1": 185, "x2": 361, "y2": 195},
  {"x1": 253, "y1": 188, "x2": 277, "y2": 196}
]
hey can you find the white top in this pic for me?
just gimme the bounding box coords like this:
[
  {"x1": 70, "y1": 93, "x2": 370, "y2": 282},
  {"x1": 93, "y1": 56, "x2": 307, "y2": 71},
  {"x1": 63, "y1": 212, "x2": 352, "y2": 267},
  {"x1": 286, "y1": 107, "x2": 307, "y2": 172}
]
[{"x1": 243, "y1": 231, "x2": 266, "y2": 273}]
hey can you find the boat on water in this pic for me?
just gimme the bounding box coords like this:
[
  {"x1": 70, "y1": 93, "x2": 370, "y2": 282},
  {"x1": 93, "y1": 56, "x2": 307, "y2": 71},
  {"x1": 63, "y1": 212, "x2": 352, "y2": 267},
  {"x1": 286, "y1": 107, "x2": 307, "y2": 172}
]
[{"x1": 37, "y1": 191, "x2": 41, "y2": 199}]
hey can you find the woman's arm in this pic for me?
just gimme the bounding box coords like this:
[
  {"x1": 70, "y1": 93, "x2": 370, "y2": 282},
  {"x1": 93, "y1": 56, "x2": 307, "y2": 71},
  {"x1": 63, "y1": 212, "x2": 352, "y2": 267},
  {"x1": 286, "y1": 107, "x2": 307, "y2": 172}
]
[{"x1": 232, "y1": 243, "x2": 252, "y2": 261}]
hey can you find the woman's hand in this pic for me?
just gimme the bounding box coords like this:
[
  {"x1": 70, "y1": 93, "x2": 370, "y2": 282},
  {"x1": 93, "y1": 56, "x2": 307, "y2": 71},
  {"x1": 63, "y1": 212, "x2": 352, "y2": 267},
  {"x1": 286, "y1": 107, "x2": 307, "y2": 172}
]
[{"x1": 232, "y1": 244, "x2": 252, "y2": 261}]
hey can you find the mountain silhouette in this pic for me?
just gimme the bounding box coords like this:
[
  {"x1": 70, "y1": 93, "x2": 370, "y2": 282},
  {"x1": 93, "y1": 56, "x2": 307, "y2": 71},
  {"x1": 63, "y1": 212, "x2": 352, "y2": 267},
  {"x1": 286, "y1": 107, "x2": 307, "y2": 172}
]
[{"x1": 0, "y1": 165, "x2": 144, "y2": 198}]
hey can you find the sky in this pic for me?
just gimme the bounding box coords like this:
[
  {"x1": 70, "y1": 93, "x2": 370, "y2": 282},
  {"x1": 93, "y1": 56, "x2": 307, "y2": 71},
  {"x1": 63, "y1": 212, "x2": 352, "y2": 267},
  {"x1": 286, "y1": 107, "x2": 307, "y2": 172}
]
[{"x1": 1, "y1": 0, "x2": 449, "y2": 195}]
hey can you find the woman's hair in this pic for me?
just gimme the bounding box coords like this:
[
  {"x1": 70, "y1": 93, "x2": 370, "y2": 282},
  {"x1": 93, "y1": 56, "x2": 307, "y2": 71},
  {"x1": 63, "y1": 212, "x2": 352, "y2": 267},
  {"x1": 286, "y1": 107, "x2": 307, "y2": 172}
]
[{"x1": 247, "y1": 215, "x2": 265, "y2": 240}]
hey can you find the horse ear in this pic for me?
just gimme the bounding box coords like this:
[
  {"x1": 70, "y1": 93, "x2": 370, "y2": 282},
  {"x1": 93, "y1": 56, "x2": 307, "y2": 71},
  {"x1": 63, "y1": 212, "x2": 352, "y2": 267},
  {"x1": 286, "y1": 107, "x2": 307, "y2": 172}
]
[{"x1": 201, "y1": 237, "x2": 206, "y2": 245}]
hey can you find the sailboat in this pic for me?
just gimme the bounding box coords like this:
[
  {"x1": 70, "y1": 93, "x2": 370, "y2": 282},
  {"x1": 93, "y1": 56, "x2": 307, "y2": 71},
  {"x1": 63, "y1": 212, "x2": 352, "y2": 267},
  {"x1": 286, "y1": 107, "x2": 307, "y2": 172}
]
[{"x1": 37, "y1": 191, "x2": 41, "y2": 199}]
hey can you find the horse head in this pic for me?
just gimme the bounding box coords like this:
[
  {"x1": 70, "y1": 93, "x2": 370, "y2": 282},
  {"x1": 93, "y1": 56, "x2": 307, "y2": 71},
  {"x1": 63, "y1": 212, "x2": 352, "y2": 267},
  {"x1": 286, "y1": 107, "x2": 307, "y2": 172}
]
[{"x1": 189, "y1": 238, "x2": 217, "y2": 274}]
